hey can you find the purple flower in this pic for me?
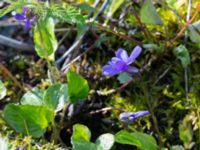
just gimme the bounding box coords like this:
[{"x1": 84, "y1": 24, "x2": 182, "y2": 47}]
[
  {"x1": 14, "y1": 7, "x2": 36, "y2": 29},
  {"x1": 119, "y1": 110, "x2": 150, "y2": 123},
  {"x1": 102, "y1": 46, "x2": 142, "y2": 76}
]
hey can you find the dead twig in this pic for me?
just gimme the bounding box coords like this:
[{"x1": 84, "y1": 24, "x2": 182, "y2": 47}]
[
  {"x1": 0, "y1": 63, "x2": 25, "y2": 92},
  {"x1": 0, "y1": 35, "x2": 34, "y2": 53},
  {"x1": 170, "y1": 4, "x2": 200, "y2": 43},
  {"x1": 95, "y1": 24, "x2": 142, "y2": 46},
  {"x1": 61, "y1": 41, "x2": 96, "y2": 73},
  {"x1": 55, "y1": 0, "x2": 110, "y2": 67},
  {"x1": 88, "y1": 107, "x2": 126, "y2": 115}
]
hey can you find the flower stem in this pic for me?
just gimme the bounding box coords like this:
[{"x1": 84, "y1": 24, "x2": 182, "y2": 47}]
[
  {"x1": 51, "y1": 119, "x2": 62, "y2": 144},
  {"x1": 139, "y1": 74, "x2": 163, "y2": 148}
]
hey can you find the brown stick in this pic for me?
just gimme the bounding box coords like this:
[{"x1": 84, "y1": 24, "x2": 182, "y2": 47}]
[
  {"x1": 0, "y1": 63, "x2": 25, "y2": 92},
  {"x1": 88, "y1": 107, "x2": 126, "y2": 115},
  {"x1": 171, "y1": 4, "x2": 200, "y2": 43},
  {"x1": 95, "y1": 24, "x2": 142, "y2": 46}
]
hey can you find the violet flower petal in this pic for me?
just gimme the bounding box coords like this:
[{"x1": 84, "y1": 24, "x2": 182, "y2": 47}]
[
  {"x1": 115, "y1": 48, "x2": 129, "y2": 62},
  {"x1": 113, "y1": 60, "x2": 128, "y2": 71},
  {"x1": 119, "y1": 110, "x2": 150, "y2": 123},
  {"x1": 102, "y1": 46, "x2": 142, "y2": 76},
  {"x1": 129, "y1": 111, "x2": 150, "y2": 120},
  {"x1": 102, "y1": 65, "x2": 120, "y2": 76},
  {"x1": 126, "y1": 66, "x2": 139, "y2": 73},
  {"x1": 14, "y1": 14, "x2": 26, "y2": 20},
  {"x1": 109, "y1": 57, "x2": 121, "y2": 65},
  {"x1": 24, "y1": 19, "x2": 31, "y2": 29},
  {"x1": 119, "y1": 112, "x2": 134, "y2": 122},
  {"x1": 22, "y1": 7, "x2": 28, "y2": 15},
  {"x1": 30, "y1": 16, "x2": 36, "y2": 23},
  {"x1": 127, "y1": 46, "x2": 142, "y2": 64}
]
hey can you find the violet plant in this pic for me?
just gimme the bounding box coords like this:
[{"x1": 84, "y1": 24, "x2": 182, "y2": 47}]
[
  {"x1": 119, "y1": 110, "x2": 150, "y2": 123},
  {"x1": 0, "y1": 0, "x2": 197, "y2": 149},
  {"x1": 101, "y1": 46, "x2": 160, "y2": 149},
  {"x1": 102, "y1": 46, "x2": 142, "y2": 76},
  {"x1": 14, "y1": 7, "x2": 36, "y2": 29},
  {"x1": 0, "y1": 1, "x2": 163, "y2": 150},
  {"x1": 102, "y1": 46, "x2": 150, "y2": 124}
]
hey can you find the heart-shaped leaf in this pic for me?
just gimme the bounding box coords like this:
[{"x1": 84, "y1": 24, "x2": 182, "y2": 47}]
[
  {"x1": 44, "y1": 83, "x2": 68, "y2": 111},
  {"x1": 115, "y1": 130, "x2": 157, "y2": 150},
  {"x1": 3, "y1": 104, "x2": 54, "y2": 138},
  {"x1": 21, "y1": 87, "x2": 44, "y2": 106},
  {"x1": 117, "y1": 73, "x2": 133, "y2": 84},
  {"x1": 188, "y1": 21, "x2": 200, "y2": 43},
  {"x1": 71, "y1": 124, "x2": 95, "y2": 150},
  {"x1": 67, "y1": 71, "x2": 89, "y2": 104},
  {"x1": 96, "y1": 133, "x2": 115, "y2": 150},
  {"x1": 71, "y1": 124, "x2": 91, "y2": 142},
  {"x1": 173, "y1": 45, "x2": 190, "y2": 68},
  {"x1": 140, "y1": 0, "x2": 163, "y2": 25}
]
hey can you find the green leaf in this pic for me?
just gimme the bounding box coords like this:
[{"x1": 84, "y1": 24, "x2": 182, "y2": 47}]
[
  {"x1": 71, "y1": 140, "x2": 98, "y2": 150},
  {"x1": 173, "y1": 45, "x2": 190, "y2": 68},
  {"x1": 188, "y1": 21, "x2": 200, "y2": 43},
  {"x1": 71, "y1": 124, "x2": 114, "y2": 150},
  {"x1": 48, "y1": 4, "x2": 86, "y2": 38},
  {"x1": 21, "y1": 87, "x2": 44, "y2": 106},
  {"x1": 43, "y1": 83, "x2": 68, "y2": 111},
  {"x1": 107, "y1": 0, "x2": 125, "y2": 18},
  {"x1": 171, "y1": 145, "x2": 184, "y2": 150},
  {"x1": 140, "y1": 0, "x2": 163, "y2": 25},
  {"x1": 95, "y1": 34, "x2": 108, "y2": 48},
  {"x1": 3, "y1": 104, "x2": 54, "y2": 138},
  {"x1": 0, "y1": 1, "x2": 40, "y2": 17},
  {"x1": 71, "y1": 124, "x2": 91, "y2": 142},
  {"x1": 117, "y1": 73, "x2": 133, "y2": 84},
  {"x1": 179, "y1": 123, "x2": 192, "y2": 146},
  {"x1": 34, "y1": 17, "x2": 57, "y2": 60},
  {"x1": 71, "y1": 124, "x2": 95, "y2": 150},
  {"x1": 104, "y1": 0, "x2": 125, "y2": 25},
  {"x1": 48, "y1": 3, "x2": 86, "y2": 25},
  {"x1": 67, "y1": 71, "x2": 89, "y2": 104},
  {"x1": 78, "y1": 3, "x2": 96, "y2": 14},
  {"x1": 166, "y1": 0, "x2": 186, "y2": 9},
  {"x1": 115, "y1": 130, "x2": 157, "y2": 150},
  {"x1": 0, "y1": 80, "x2": 6, "y2": 100},
  {"x1": 0, "y1": 1, "x2": 26, "y2": 17},
  {"x1": 96, "y1": 133, "x2": 115, "y2": 150}
]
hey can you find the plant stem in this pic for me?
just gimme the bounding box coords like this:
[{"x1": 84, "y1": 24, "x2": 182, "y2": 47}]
[
  {"x1": 139, "y1": 74, "x2": 163, "y2": 148},
  {"x1": 51, "y1": 119, "x2": 61, "y2": 144},
  {"x1": 47, "y1": 60, "x2": 60, "y2": 84},
  {"x1": 24, "y1": 120, "x2": 31, "y2": 150},
  {"x1": 132, "y1": 7, "x2": 156, "y2": 43},
  {"x1": 60, "y1": 103, "x2": 70, "y2": 126},
  {"x1": 36, "y1": 19, "x2": 61, "y2": 142},
  {"x1": 184, "y1": 0, "x2": 192, "y2": 102},
  {"x1": 197, "y1": 108, "x2": 200, "y2": 149}
]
